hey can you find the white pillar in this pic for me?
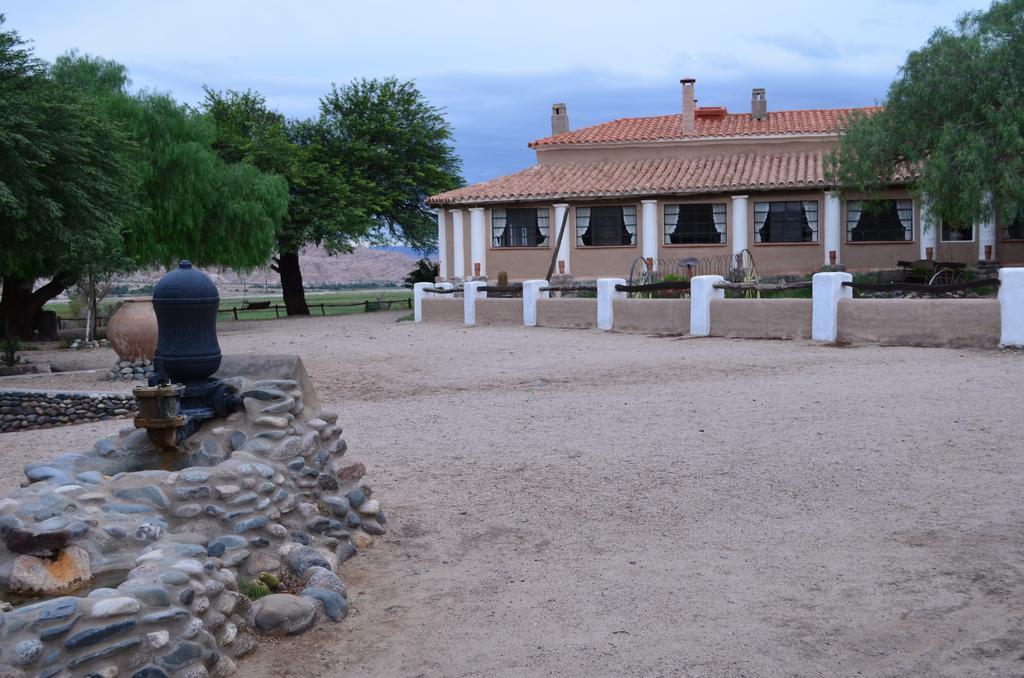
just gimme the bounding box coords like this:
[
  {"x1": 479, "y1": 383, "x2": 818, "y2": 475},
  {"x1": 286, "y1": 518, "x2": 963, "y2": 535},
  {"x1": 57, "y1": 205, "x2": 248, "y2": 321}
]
[
  {"x1": 469, "y1": 207, "x2": 486, "y2": 278},
  {"x1": 690, "y1": 275, "x2": 725, "y2": 337},
  {"x1": 553, "y1": 203, "x2": 571, "y2": 275},
  {"x1": 811, "y1": 271, "x2": 853, "y2": 342},
  {"x1": 597, "y1": 278, "x2": 627, "y2": 331},
  {"x1": 413, "y1": 282, "x2": 451, "y2": 323},
  {"x1": 823, "y1": 191, "x2": 841, "y2": 267},
  {"x1": 413, "y1": 282, "x2": 432, "y2": 323},
  {"x1": 919, "y1": 199, "x2": 937, "y2": 260},
  {"x1": 730, "y1": 195, "x2": 748, "y2": 256},
  {"x1": 449, "y1": 209, "x2": 465, "y2": 279},
  {"x1": 978, "y1": 193, "x2": 997, "y2": 262},
  {"x1": 436, "y1": 208, "x2": 449, "y2": 280},
  {"x1": 998, "y1": 267, "x2": 1024, "y2": 347},
  {"x1": 641, "y1": 199, "x2": 658, "y2": 268},
  {"x1": 463, "y1": 280, "x2": 486, "y2": 326},
  {"x1": 522, "y1": 279, "x2": 549, "y2": 327}
]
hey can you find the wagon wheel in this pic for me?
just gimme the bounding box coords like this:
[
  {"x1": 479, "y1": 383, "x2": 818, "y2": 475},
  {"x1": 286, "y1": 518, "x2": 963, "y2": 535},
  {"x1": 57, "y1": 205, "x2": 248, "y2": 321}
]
[
  {"x1": 739, "y1": 249, "x2": 759, "y2": 298},
  {"x1": 928, "y1": 267, "x2": 967, "y2": 287},
  {"x1": 628, "y1": 257, "x2": 656, "y2": 298}
]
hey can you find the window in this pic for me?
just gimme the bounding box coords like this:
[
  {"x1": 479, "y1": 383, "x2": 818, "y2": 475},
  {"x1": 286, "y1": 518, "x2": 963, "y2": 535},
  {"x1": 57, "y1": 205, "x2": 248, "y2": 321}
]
[
  {"x1": 941, "y1": 220, "x2": 973, "y2": 242},
  {"x1": 754, "y1": 201, "x2": 818, "y2": 243},
  {"x1": 492, "y1": 208, "x2": 549, "y2": 247},
  {"x1": 1003, "y1": 214, "x2": 1024, "y2": 240},
  {"x1": 576, "y1": 206, "x2": 637, "y2": 246},
  {"x1": 664, "y1": 203, "x2": 727, "y2": 244},
  {"x1": 846, "y1": 200, "x2": 913, "y2": 242}
]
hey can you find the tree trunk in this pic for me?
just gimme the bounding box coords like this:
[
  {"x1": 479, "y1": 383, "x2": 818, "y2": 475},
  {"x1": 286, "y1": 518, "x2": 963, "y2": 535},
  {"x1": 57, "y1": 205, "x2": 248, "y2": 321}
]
[
  {"x1": 0, "y1": 274, "x2": 75, "y2": 340},
  {"x1": 275, "y1": 251, "x2": 309, "y2": 316},
  {"x1": 0, "y1": 278, "x2": 34, "y2": 340}
]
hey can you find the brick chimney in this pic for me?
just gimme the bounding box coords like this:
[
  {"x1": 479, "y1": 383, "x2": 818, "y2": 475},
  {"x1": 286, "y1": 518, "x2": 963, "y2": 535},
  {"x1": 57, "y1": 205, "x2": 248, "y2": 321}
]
[
  {"x1": 681, "y1": 78, "x2": 696, "y2": 133},
  {"x1": 551, "y1": 103, "x2": 569, "y2": 135},
  {"x1": 751, "y1": 87, "x2": 767, "y2": 121}
]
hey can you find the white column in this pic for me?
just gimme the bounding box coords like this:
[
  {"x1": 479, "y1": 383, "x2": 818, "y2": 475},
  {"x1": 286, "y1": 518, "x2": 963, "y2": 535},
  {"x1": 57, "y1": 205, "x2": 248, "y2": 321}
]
[
  {"x1": 522, "y1": 279, "x2": 549, "y2": 327},
  {"x1": 469, "y1": 207, "x2": 486, "y2": 278},
  {"x1": 597, "y1": 278, "x2": 627, "y2": 331},
  {"x1": 690, "y1": 275, "x2": 725, "y2": 337},
  {"x1": 998, "y1": 267, "x2": 1024, "y2": 347},
  {"x1": 436, "y1": 209, "x2": 449, "y2": 280},
  {"x1": 449, "y1": 209, "x2": 465, "y2": 279},
  {"x1": 811, "y1": 272, "x2": 853, "y2": 342},
  {"x1": 641, "y1": 199, "x2": 658, "y2": 268},
  {"x1": 463, "y1": 280, "x2": 487, "y2": 326},
  {"x1": 823, "y1": 191, "x2": 841, "y2": 267},
  {"x1": 413, "y1": 282, "x2": 451, "y2": 323},
  {"x1": 919, "y1": 199, "x2": 937, "y2": 260},
  {"x1": 978, "y1": 193, "x2": 997, "y2": 261},
  {"x1": 553, "y1": 203, "x2": 571, "y2": 275},
  {"x1": 413, "y1": 282, "x2": 432, "y2": 323},
  {"x1": 730, "y1": 195, "x2": 749, "y2": 256}
]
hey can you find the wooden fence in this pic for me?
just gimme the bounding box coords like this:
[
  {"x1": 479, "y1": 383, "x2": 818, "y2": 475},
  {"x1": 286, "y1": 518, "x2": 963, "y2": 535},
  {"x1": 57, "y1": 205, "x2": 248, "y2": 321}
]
[{"x1": 217, "y1": 298, "x2": 412, "y2": 320}]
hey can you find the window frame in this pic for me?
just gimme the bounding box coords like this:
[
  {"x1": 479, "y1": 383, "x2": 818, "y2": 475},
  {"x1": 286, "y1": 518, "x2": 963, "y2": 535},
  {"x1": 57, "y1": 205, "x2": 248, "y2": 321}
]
[
  {"x1": 1002, "y1": 213, "x2": 1024, "y2": 241},
  {"x1": 940, "y1": 220, "x2": 975, "y2": 243},
  {"x1": 845, "y1": 199, "x2": 914, "y2": 243},
  {"x1": 490, "y1": 207, "x2": 551, "y2": 249},
  {"x1": 753, "y1": 200, "x2": 820, "y2": 245},
  {"x1": 663, "y1": 202, "x2": 728, "y2": 246},
  {"x1": 574, "y1": 204, "x2": 638, "y2": 248}
]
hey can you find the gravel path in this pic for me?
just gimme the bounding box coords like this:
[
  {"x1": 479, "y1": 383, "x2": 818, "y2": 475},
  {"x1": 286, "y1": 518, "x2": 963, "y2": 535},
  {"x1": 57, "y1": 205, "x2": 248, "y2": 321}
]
[{"x1": 2, "y1": 312, "x2": 1022, "y2": 676}]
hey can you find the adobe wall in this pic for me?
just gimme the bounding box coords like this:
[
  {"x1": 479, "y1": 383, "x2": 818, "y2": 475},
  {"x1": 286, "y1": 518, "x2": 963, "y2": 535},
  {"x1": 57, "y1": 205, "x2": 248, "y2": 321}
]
[
  {"x1": 475, "y1": 298, "x2": 522, "y2": 325},
  {"x1": 709, "y1": 298, "x2": 812, "y2": 340},
  {"x1": 612, "y1": 299, "x2": 690, "y2": 334},
  {"x1": 837, "y1": 298, "x2": 1000, "y2": 348},
  {"x1": 421, "y1": 298, "x2": 464, "y2": 322},
  {"x1": 536, "y1": 298, "x2": 597, "y2": 329}
]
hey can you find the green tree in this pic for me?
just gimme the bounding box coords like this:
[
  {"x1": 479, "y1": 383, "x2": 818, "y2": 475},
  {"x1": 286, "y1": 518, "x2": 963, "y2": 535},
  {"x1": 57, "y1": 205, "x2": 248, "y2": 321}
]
[
  {"x1": 828, "y1": 0, "x2": 1024, "y2": 227},
  {"x1": 51, "y1": 54, "x2": 289, "y2": 271},
  {"x1": 0, "y1": 44, "x2": 290, "y2": 338},
  {"x1": 203, "y1": 78, "x2": 462, "y2": 316},
  {"x1": 202, "y1": 88, "x2": 364, "y2": 315},
  {"x1": 0, "y1": 19, "x2": 137, "y2": 338},
  {"x1": 317, "y1": 78, "x2": 462, "y2": 251}
]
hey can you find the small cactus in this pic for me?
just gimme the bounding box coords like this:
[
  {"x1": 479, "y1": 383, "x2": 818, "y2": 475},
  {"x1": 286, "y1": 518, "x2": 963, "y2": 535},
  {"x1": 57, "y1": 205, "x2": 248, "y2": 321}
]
[
  {"x1": 258, "y1": 572, "x2": 281, "y2": 590},
  {"x1": 241, "y1": 579, "x2": 271, "y2": 600}
]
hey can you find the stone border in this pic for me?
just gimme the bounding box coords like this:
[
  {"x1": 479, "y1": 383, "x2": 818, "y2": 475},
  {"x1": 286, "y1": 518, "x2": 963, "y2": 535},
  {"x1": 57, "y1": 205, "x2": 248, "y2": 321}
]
[{"x1": 0, "y1": 390, "x2": 136, "y2": 433}]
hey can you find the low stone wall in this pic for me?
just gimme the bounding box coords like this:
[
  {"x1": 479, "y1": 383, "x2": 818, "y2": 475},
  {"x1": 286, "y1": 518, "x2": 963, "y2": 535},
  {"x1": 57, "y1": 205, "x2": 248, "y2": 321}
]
[
  {"x1": 612, "y1": 299, "x2": 690, "y2": 334},
  {"x1": 0, "y1": 390, "x2": 135, "y2": 433},
  {"x1": 837, "y1": 298, "x2": 1000, "y2": 348},
  {"x1": 536, "y1": 298, "x2": 597, "y2": 329},
  {"x1": 421, "y1": 298, "x2": 463, "y2": 322},
  {"x1": 475, "y1": 298, "x2": 522, "y2": 325},
  {"x1": 710, "y1": 298, "x2": 813, "y2": 340}
]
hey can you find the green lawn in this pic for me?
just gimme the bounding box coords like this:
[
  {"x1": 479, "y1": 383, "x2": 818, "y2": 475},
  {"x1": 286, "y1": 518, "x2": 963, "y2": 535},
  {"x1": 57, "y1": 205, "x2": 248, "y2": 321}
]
[
  {"x1": 216, "y1": 290, "x2": 412, "y2": 321},
  {"x1": 45, "y1": 289, "x2": 413, "y2": 323}
]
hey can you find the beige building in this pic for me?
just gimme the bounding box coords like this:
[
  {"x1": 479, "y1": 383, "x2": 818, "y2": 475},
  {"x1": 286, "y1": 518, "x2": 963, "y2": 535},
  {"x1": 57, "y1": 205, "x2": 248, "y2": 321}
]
[{"x1": 427, "y1": 79, "x2": 1024, "y2": 281}]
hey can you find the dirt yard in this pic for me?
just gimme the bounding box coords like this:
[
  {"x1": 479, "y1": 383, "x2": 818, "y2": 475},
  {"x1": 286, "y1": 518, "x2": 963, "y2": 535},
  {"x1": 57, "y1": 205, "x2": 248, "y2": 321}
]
[{"x1": 2, "y1": 312, "x2": 1023, "y2": 677}]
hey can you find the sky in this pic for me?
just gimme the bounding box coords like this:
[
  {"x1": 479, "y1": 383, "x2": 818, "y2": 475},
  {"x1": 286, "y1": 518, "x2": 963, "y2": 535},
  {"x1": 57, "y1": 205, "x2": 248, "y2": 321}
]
[{"x1": 3, "y1": 0, "x2": 992, "y2": 185}]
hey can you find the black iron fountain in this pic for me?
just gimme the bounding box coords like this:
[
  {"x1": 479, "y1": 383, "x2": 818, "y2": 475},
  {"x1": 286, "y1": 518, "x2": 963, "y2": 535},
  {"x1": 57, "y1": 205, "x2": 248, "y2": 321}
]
[{"x1": 133, "y1": 261, "x2": 242, "y2": 448}]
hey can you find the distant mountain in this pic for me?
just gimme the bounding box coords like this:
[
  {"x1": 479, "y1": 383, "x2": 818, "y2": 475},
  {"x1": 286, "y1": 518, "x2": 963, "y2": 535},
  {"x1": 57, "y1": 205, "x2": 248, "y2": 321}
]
[
  {"x1": 370, "y1": 245, "x2": 437, "y2": 259},
  {"x1": 114, "y1": 244, "x2": 434, "y2": 291}
]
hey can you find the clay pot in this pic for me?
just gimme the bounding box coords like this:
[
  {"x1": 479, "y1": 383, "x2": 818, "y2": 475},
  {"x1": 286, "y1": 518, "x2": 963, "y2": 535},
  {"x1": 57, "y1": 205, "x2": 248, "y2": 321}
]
[{"x1": 106, "y1": 298, "x2": 157, "y2": 361}]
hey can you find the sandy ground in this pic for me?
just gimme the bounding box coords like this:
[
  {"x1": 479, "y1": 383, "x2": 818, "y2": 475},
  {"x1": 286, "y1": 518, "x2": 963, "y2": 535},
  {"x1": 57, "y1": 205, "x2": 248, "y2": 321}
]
[{"x1": 2, "y1": 312, "x2": 1023, "y2": 677}]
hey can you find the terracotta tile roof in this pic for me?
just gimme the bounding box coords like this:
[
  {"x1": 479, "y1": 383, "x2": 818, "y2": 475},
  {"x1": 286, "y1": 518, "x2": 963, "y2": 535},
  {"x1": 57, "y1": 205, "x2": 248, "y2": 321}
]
[
  {"x1": 528, "y1": 107, "x2": 878, "y2": 147},
  {"x1": 429, "y1": 152, "x2": 838, "y2": 206}
]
